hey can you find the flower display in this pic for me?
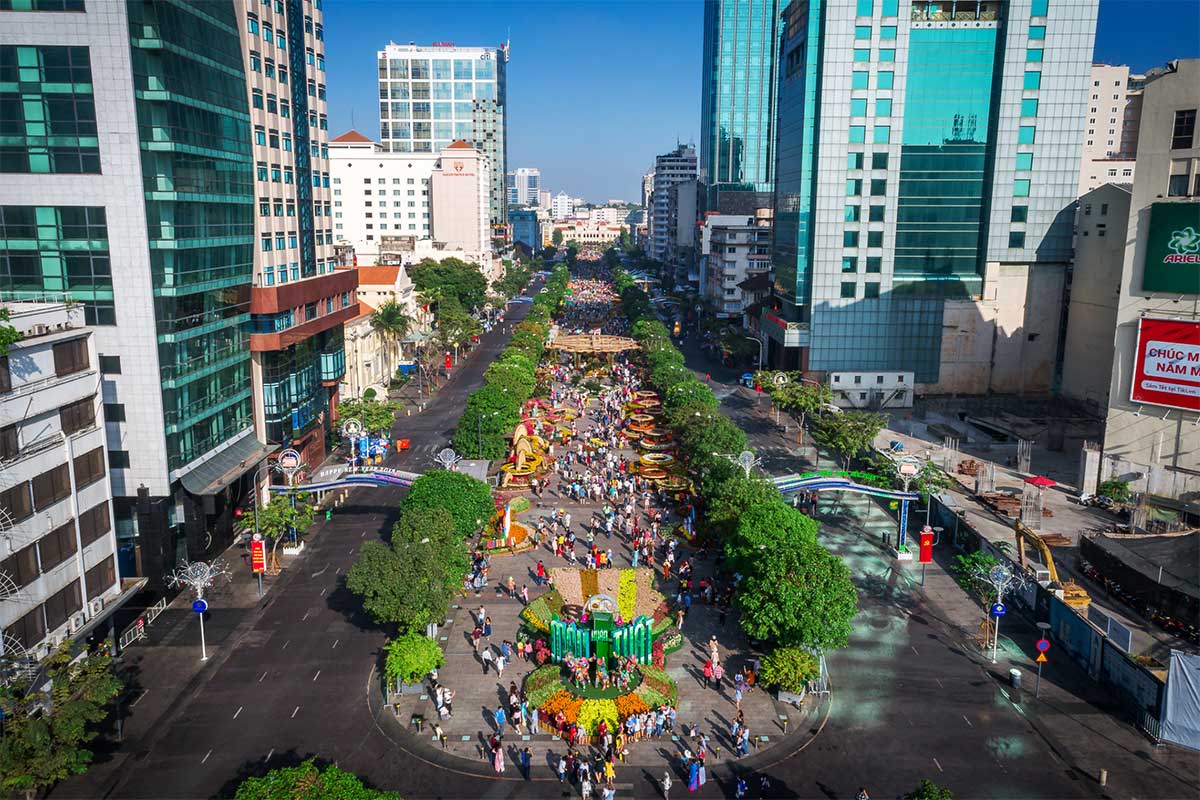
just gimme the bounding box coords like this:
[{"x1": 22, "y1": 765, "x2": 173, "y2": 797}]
[
  {"x1": 597, "y1": 567, "x2": 620, "y2": 599},
  {"x1": 614, "y1": 692, "x2": 649, "y2": 718},
  {"x1": 617, "y1": 570, "x2": 637, "y2": 621},
  {"x1": 540, "y1": 689, "x2": 583, "y2": 724},
  {"x1": 525, "y1": 664, "x2": 566, "y2": 708},
  {"x1": 576, "y1": 698, "x2": 619, "y2": 736},
  {"x1": 639, "y1": 665, "x2": 678, "y2": 706},
  {"x1": 520, "y1": 590, "x2": 564, "y2": 634}
]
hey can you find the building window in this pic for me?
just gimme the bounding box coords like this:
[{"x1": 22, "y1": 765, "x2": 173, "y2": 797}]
[
  {"x1": 848, "y1": 152, "x2": 864, "y2": 169},
  {"x1": 1018, "y1": 126, "x2": 1037, "y2": 144},
  {"x1": 855, "y1": 25, "x2": 872, "y2": 39},
  {"x1": 1009, "y1": 231, "x2": 1026, "y2": 248},
  {"x1": 879, "y1": 49, "x2": 895, "y2": 62},
  {"x1": 1023, "y1": 71, "x2": 1042, "y2": 90},
  {"x1": 59, "y1": 398, "x2": 95, "y2": 435},
  {"x1": 845, "y1": 205, "x2": 861, "y2": 222},
  {"x1": 1031, "y1": 0, "x2": 1048, "y2": 15},
  {"x1": 842, "y1": 257, "x2": 858, "y2": 273},
  {"x1": 0, "y1": 483, "x2": 32, "y2": 524},
  {"x1": 108, "y1": 450, "x2": 130, "y2": 469},
  {"x1": 849, "y1": 125, "x2": 866, "y2": 144},
  {"x1": 32, "y1": 464, "x2": 70, "y2": 510},
  {"x1": 72, "y1": 445, "x2": 105, "y2": 488},
  {"x1": 871, "y1": 152, "x2": 888, "y2": 169},
  {"x1": 875, "y1": 98, "x2": 892, "y2": 117},
  {"x1": 850, "y1": 98, "x2": 867, "y2": 117},
  {"x1": 877, "y1": 71, "x2": 894, "y2": 89},
  {"x1": 867, "y1": 231, "x2": 884, "y2": 247},
  {"x1": 866, "y1": 256, "x2": 882, "y2": 273},
  {"x1": 103, "y1": 402, "x2": 125, "y2": 422},
  {"x1": 52, "y1": 338, "x2": 89, "y2": 377},
  {"x1": 1027, "y1": 48, "x2": 1043, "y2": 63},
  {"x1": 84, "y1": 554, "x2": 116, "y2": 598},
  {"x1": 1014, "y1": 179, "x2": 1031, "y2": 197},
  {"x1": 840, "y1": 282, "x2": 857, "y2": 299},
  {"x1": 864, "y1": 283, "x2": 880, "y2": 299},
  {"x1": 0, "y1": 543, "x2": 38, "y2": 593},
  {"x1": 1167, "y1": 174, "x2": 1189, "y2": 197},
  {"x1": 1171, "y1": 109, "x2": 1196, "y2": 149},
  {"x1": 846, "y1": 179, "x2": 863, "y2": 197},
  {"x1": 1011, "y1": 205, "x2": 1028, "y2": 223},
  {"x1": 873, "y1": 125, "x2": 890, "y2": 144},
  {"x1": 1021, "y1": 98, "x2": 1039, "y2": 117},
  {"x1": 853, "y1": 48, "x2": 871, "y2": 62},
  {"x1": 844, "y1": 231, "x2": 860, "y2": 247},
  {"x1": 852, "y1": 71, "x2": 869, "y2": 90},
  {"x1": 0, "y1": 423, "x2": 16, "y2": 460},
  {"x1": 99, "y1": 355, "x2": 120, "y2": 374},
  {"x1": 38, "y1": 523, "x2": 76, "y2": 573},
  {"x1": 1015, "y1": 152, "x2": 1034, "y2": 170},
  {"x1": 870, "y1": 178, "x2": 887, "y2": 196},
  {"x1": 856, "y1": 0, "x2": 873, "y2": 16},
  {"x1": 880, "y1": 25, "x2": 896, "y2": 39}
]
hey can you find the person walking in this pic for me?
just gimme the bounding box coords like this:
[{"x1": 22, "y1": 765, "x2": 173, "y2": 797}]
[
  {"x1": 472, "y1": 625, "x2": 482, "y2": 652},
  {"x1": 443, "y1": 687, "x2": 455, "y2": 717},
  {"x1": 493, "y1": 705, "x2": 506, "y2": 732},
  {"x1": 492, "y1": 741, "x2": 505, "y2": 774},
  {"x1": 557, "y1": 754, "x2": 568, "y2": 783},
  {"x1": 735, "y1": 777, "x2": 748, "y2": 799},
  {"x1": 661, "y1": 771, "x2": 672, "y2": 800},
  {"x1": 483, "y1": 616, "x2": 493, "y2": 643},
  {"x1": 520, "y1": 746, "x2": 532, "y2": 780},
  {"x1": 433, "y1": 723, "x2": 447, "y2": 749},
  {"x1": 481, "y1": 647, "x2": 495, "y2": 674},
  {"x1": 520, "y1": 584, "x2": 530, "y2": 605},
  {"x1": 495, "y1": 653, "x2": 507, "y2": 680},
  {"x1": 702, "y1": 660, "x2": 712, "y2": 689}
]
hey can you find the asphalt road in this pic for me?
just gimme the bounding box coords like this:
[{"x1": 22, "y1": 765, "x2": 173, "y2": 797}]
[{"x1": 65, "y1": 281, "x2": 1140, "y2": 799}]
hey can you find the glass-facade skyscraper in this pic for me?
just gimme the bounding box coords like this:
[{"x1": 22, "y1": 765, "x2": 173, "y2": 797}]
[
  {"x1": 1, "y1": 0, "x2": 273, "y2": 586},
  {"x1": 768, "y1": 0, "x2": 1098, "y2": 384},
  {"x1": 700, "y1": 0, "x2": 782, "y2": 213},
  {"x1": 377, "y1": 42, "x2": 509, "y2": 236}
]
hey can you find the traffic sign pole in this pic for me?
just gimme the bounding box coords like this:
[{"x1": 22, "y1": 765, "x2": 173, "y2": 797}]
[
  {"x1": 192, "y1": 598, "x2": 210, "y2": 661},
  {"x1": 1035, "y1": 622, "x2": 1051, "y2": 698}
]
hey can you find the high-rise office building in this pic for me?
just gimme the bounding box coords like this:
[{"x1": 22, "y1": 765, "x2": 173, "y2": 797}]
[
  {"x1": 1078, "y1": 64, "x2": 1145, "y2": 194},
  {"x1": 768, "y1": 0, "x2": 1097, "y2": 390},
  {"x1": 236, "y1": 0, "x2": 354, "y2": 474},
  {"x1": 506, "y1": 167, "x2": 541, "y2": 206},
  {"x1": 377, "y1": 42, "x2": 509, "y2": 238},
  {"x1": 648, "y1": 145, "x2": 697, "y2": 262},
  {"x1": 1, "y1": 0, "x2": 267, "y2": 584},
  {"x1": 700, "y1": 0, "x2": 783, "y2": 213}
]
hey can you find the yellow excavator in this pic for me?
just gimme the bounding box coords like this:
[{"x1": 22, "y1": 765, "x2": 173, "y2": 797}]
[{"x1": 1013, "y1": 521, "x2": 1091, "y2": 609}]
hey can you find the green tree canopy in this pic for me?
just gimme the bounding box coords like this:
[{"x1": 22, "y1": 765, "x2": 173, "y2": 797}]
[
  {"x1": 0, "y1": 646, "x2": 121, "y2": 800},
  {"x1": 704, "y1": 472, "x2": 779, "y2": 540},
  {"x1": 399, "y1": 470, "x2": 493, "y2": 539},
  {"x1": 760, "y1": 377, "x2": 833, "y2": 443},
  {"x1": 736, "y1": 539, "x2": 858, "y2": 651},
  {"x1": 812, "y1": 410, "x2": 887, "y2": 469},
  {"x1": 383, "y1": 632, "x2": 445, "y2": 685},
  {"x1": 248, "y1": 491, "x2": 315, "y2": 543},
  {"x1": 234, "y1": 758, "x2": 402, "y2": 800},
  {"x1": 433, "y1": 297, "x2": 482, "y2": 350},
  {"x1": 904, "y1": 779, "x2": 954, "y2": 800},
  {"x1": 551, "y1": 229, "x2": 563, "y2": 246},
  {"x1": 369, "y1": 300, "x2": 412, "y2": 365},
  {"x1": 407, "y1": 257, "x2": 487, "y2": 310},
  {"x1": 336, "y1": 398, "x2": 401, "y2": 433},
  {"x1": 758, "y1": 646, "x2": 820, "y2": 694},
  {"x1": 0, "y1": 308, "x2": 21, "y2": 357},
  {"x1": 725, "y1": 502, "x2": 819, "y2": 575}
]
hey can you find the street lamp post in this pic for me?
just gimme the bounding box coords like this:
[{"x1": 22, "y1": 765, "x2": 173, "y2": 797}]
[
  {"x1": 980, "y1": 563, "x2": 1026, "y2": 664},
  {"x1": 713, "y1": 450, "x2": 762, "y2": 479},
  {"x1": 742, "y1": 335, "x2": 765, "y2": 370},
  {"x1": 166, "y1": 560, "x2": 231, "y2": 662}
]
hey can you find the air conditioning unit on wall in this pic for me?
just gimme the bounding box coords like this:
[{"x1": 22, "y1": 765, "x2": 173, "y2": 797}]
[
  {"x1": 67, "y1": 613, "x2": 86, "y2": 634},
  {"x1": 88, "y1": 597, "x2": 104, "y2": 616}
]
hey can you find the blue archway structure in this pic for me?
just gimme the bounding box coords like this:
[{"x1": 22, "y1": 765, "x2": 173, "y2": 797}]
[
  {"x1": 269, "y1": 466, "x2": 423, "y2": 495},
  {"x1": 773, "y1": 470, "x2": 920, "y2": 549}
]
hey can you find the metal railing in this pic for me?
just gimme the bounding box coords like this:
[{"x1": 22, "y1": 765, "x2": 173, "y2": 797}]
[{"x1": 116, "y1": 596, "x2": 168, "y2": 651}]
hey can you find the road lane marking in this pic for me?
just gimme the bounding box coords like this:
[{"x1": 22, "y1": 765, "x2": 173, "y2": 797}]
[
  {"x1": 301, "y1": 611, "x2": 310, "y2": 621},
  {"x1": 282, "y1": 639, "x2": 290, "y2": 650},
  {"x1": 963, "y1": 715, "x2": 972, "y2": 727},
  {"x1": 349, "y1": 547, "x2": 355, "y2": 555},
  {"x1": 311, "y1": 565, "x2": 329, "y2": 578},
  {"x1": 264, "y1": 748, "x2": 274, "y2": 763},
  {"x1": 233, "y1": 706, "x2": 242, "y2": 719},
  {"x1": 130, "y1": 690, "x2": 148, "y2": 707},
  {"x1": 201, "y1": 749, "x2": 212, "y2": 764},
  {"x1": 933, "y1": 757, "x2": 943, "y2": 772},
  {"x1": 292, "y1": 705, "x2": 300, "y2": 719},
  {"x1": 935, "y1": 678, "x2": 943, "y2": 688},
  {"x1": 312, "y1": 669, "x2": 321, "y2": 682},
  {"x1": 361, "y1": 531, "x2": 366, "y2": 538},
  {"x1": 320, "y1": 587, "x2": 327, "y2": 597},
  {"x1": 259, "y1": 671, "x2": 268, "y2": 682},
  {"x1": 332, "y1": 639, "x2": 339, "y2": 649},
  {"x1": 911, "y1": 645, "x2": 919, "y2": 656}
]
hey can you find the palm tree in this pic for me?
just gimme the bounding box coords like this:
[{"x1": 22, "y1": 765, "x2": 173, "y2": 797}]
[{"x1": 369, "y1": 300, "x2": 412, "y2": 381}]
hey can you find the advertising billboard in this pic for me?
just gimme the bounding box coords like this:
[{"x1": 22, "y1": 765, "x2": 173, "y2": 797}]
[
  {"x1": 1130, "y1": 317, "x2": 1200, "y2": 412},
  {"x1": 1142, "y1": 202, "x2": 1200, "y2": 293}
]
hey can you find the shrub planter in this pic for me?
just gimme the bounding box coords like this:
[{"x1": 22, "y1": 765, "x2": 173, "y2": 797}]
[{"x1": 777, "y1": 688, "x2": 807, "y2": 707}]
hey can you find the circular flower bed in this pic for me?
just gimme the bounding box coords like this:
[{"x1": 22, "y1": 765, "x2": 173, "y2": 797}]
[
  {"x1": 524, "y1": 662, "x2": 678, "y2": 737},
  {"x1": 639, "y1": 452, "x2": 676, "y2": 467}
]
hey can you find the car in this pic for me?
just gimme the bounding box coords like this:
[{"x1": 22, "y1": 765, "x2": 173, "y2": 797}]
[{"x1": 739, "y1": 373, "x2": 756, "y2": 388}]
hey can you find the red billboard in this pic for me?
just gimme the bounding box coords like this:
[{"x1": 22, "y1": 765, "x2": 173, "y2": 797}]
[
  {"x1": 1130, "y1": 317, "x2": 1200, "y2": 412},
  {"x1": 250, "y1": 539, "x2": 266, "y2": 574}
]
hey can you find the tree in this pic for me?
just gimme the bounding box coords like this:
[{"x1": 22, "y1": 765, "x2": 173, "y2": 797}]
[
  {"x1": 336, "y1": 398, "x2": 401, "y2": 433},
  {"x1": 763, "y1": 378, "x2": 833, "y2": 445},
  {"x1": 758, "y1": 647, "x2": 820, "y2": 694},
  {"x1": 384, "y1": 632, "x2": 445, "y2": 686},
  {"x1": 725, "y1": 502, "x2": 818, "y2": 575},
  {"x1": 369, "y1": 300, "x2": 412, "y2": 371},
  {"x1": 0, "y1": 308, "x2": 21, "y2": 357},
  {"x1": 398, "y1": 470, "x2": 493, "y2": 539},
  {"x1": 433, "y1": 297, "x2": 481, "y2": 351},
  {"x1": 704, "y1": 473, "x2": 779, "y2": 540},
  {"x1": 812, "y1": 410, "x2": 887, "y2": 469},
  {"x1": 234, "y1": 758, "x2": 401, "y2": 800},
  {"x1": 1097, "y1": 477, "x2": 1130, "y2": 503},
  {"x1": 0, "y1": 646, "x2": 121, "y2": 800},
  {"x1": 904, "y1": 779, "x2": 953, "y2": 800},
  {"x1": 737, "y1": 540, "x2": 858, "y2": 651},
  {"x1": 248, "y1": 491, "x2": 314, "y2": 544},
  {"x1": 407, "y1": 257, "x2": 487, "y2": 311},
  {"x1": 552, "y1": 229, "x2": 564, "y2": 246}
]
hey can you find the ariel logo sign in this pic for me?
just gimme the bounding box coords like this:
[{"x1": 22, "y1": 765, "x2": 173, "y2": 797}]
[
  {"x1": 1166, "y1": 226, "x2": 1200, "y2": 261},
  {"x1": 1143, "y1": 202, "x2": 1200, "y2": 293}
]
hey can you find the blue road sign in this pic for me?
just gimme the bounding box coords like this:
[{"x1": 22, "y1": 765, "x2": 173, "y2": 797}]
[
  {"x1": 990, "y1": 602, "x2": 1006, "y2": 618},
  {"x1": 1036, "y1": 637, "x2": 1051, "y2": 652},
  {"x1": 192, "y1": 599, "x2": 208, "y2": 614}
]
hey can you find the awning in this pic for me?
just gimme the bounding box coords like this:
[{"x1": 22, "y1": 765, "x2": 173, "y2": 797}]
[{"x1": 179, "y1": 434, "x2": 273, "y2": 496}]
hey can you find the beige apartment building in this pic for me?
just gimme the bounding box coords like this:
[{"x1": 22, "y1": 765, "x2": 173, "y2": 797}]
[{"x1": 1078, "y1": 63, "x2": 1144, "y2": 194}]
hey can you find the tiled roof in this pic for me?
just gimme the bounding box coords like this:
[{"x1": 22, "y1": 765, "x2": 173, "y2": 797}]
[
  {"x1": 332, "y1": 130, "x2": 373, "y2": 143},
  {"x1": 356, "y1": 266, "x2": 402, "y2": 285},
  {"x1": 446, "y1": 139, "x2": 475, "y2": 150},
  {"x1": 349, "y1": 300, "x2": 376, "y2": 323},
  {"x1": 738, "y1": 273, "x2": 772, "y2": 292}
]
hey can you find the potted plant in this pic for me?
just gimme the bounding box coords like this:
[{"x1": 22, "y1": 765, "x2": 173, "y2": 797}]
[
  {"x1": 384, "y1": 631, "x2": 445, "y2": 696},
  {"x1": 759, "y1": 646, "x2": 820, "y2": 707}
]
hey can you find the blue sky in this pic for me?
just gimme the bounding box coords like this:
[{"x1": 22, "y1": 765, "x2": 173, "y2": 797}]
[{"x1": 325, "y1": 0, "x2": 1200, "y2": 203}]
